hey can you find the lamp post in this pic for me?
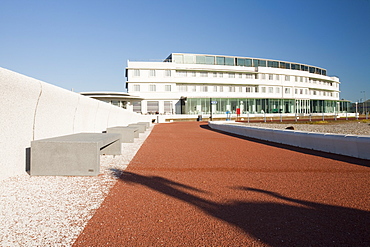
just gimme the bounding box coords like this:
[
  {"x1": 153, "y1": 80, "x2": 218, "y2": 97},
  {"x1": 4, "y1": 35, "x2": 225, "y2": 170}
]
[
  {"x1": 336, "y1": 101, "x2": 340, "y2": 120},
  {"x1": 210, "y1": 98, "x2": 212, "y2": 121},
  {"x1": 355, "y1": 102, "x2": 358, "y2": 120},
  {"x1": 361, "y1": 91, "x2": 366, "y2": 116}
]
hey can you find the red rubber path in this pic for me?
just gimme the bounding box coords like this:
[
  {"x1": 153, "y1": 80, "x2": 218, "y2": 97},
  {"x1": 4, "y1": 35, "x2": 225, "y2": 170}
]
[{"x1": 74, "y1": 122, "x2": 370, "y2": 246}]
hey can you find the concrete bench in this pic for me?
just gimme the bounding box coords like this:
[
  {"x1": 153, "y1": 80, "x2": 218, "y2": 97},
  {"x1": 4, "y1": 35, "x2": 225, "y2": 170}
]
[
  {"x1": 30, "y1": 133, "x2": 121, "y2": 176},
  {"x1": 128, "y1": 123, "x2": 146, "y2": 133},
  {"x1": 106, "y1": 126, "x2": 139, "y2": 143},
  {"x1": 138, "y1": 122, "x2": 150, "y2": 129}
]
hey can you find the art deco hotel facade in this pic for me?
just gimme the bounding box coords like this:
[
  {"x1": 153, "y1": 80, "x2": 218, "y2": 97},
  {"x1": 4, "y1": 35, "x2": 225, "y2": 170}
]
[{"x1": 125, "y1": 53, "x2": 347, "y2": 116}]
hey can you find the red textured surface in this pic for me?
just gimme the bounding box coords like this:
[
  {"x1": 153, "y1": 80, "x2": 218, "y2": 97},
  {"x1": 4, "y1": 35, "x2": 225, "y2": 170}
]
[{"x1": 74, "y1": 122, "x2": 370, "y2": 246}]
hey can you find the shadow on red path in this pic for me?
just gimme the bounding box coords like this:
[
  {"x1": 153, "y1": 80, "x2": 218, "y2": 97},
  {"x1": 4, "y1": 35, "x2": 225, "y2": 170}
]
[{"x1": 111, "y1": 170, "x2": 370, "y2": 247}]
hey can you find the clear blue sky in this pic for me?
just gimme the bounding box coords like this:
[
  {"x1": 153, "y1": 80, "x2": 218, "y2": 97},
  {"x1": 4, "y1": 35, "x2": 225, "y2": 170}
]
[{"x1": 1, "y1": 0, "x2": 369, "y2": 102}]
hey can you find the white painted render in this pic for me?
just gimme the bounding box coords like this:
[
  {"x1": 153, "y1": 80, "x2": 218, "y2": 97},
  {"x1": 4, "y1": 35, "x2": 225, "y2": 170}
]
[{"x1": 126, "y1": 53, "x2": 341, "y2": 115}]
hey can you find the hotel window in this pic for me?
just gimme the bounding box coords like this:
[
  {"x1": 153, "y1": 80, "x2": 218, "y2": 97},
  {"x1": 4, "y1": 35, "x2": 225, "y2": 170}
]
[
  {"x1": 276, "y1": 74, "x2": 280, "y2": 80},
  {"x1": 165, "y1": 85, "x2": 171, "y2": 92},
  {"x1": 268, "y1": 61, "x2": 279, "y2": 68},
  {"x1": 149, "y1": 84, "x2": 156, "y2": 92},
  {"x1": 285, "y1": 75, "x2": 290, "y2": 81},
  {"x1": 178, "y1": 85, "x2": 187, "y2": 92},
  {"x1": 300, "y1": 89, "x2": 303, "y2": 94},
  {"x1": 295, "y1": 89, "x2": 298, "y2": 94},
  {"x1": 285, "y1": 88, "x2": 290, "y2": 94},
  {"x1": 295, "y1": 76, "x2": 298, "y2": 82},
  {"x1": 133, "y1": 84, "x2": 140, "y2": 92},
  {"x1": 238, "y1": 87, "x2": 243, "y2": 92},
  {"x1": 237, "y1": 58, "x2": 246, "y2": 66},
  {"x1": 255, "y1": 86, "x2": 259, "y2": 93},
  {"x1": 253, "y1": 59, "x2": 266, "y2": 67},
  {"x1": 239, "y1": 73, "x2": 242, "y2": 78},
  {"x1": 213, "y1": 72, "x2": 217, "y2": 77},
  {"x1": 245, "y1": 59, "x2": 252, "y2": 67},
  {"x1": 261, "y1": 74, "x2": 266, "y2": 80},
  {"x1": 133, "y1": 102, "x2": 141, "y2": 113},
  {"x1": 229, "y1": 86, "x2": 235, "y2": 92},
  {"x1": 276, "y1": 87, "x2": 280, "y2": 94},
  {"x1": 246, "y1": 74, "x2": 253, "y2": 79},
  {"x1": 219, "y1": 86, "x2": 223, "y2": 92},
  {"x1": 202, "y1": 86, "x2": 208, "y2": 92},
  {"x1": 206, "y1": 56, "x2": 215, "y2": 65},
  {"x1": 268, "y1": 87, "x2": 273, "y2": 93},
  {"x1": 149, "y1": 70, "x2": 156, "y2": 77},
  {"x1": 305, "y1": 89, "x2": 308, "y2": 94},
  {"x1": 200, "y1": 72, "x2": 208, "y2": 77},
  {"x1": 191, "y1": 71, "x2": 196, "y2": 77},
  {"x1": 147, "y1": 101, "x2": 159, "y2": 113},
  {"x1": 196, "y1": 56, "x2": 206, "y2": 64},
  {"x1": 133, "y1": 69, "x2": 140, "y2": 77},
  {"x1": 300, "y1": 77, "x2": 303, "y2": 82},
  {"x1": 229, "y1": 73, "x2": 235, "y2": 78},
  {"x1": 165, "y1": 70, "x2": 171, "y2": 77},
  {"x1": 269, "y1": 74, "x2": 273, "y2": 80},
  {"x1": 254, "y1": 74, "x2": 258, "y2": 79},
  {"x1": 191, "y1": 85, "x2": 196, "y2": 92},
  {"x1": 216, "y1": 56, "x2": 225, "y2": 65},
  {"x1": 184, "y1": 54, "x2": 195, "y2": 64},
  {"x1": 225, "y1": 57, "x2": 235, "y2": 66},
  {"x1": 218, "y1": 73, "x2": 223, "y2": 78},
  {"x1": 177, "y1": 71, "x2": 187, "y2": 77},
  {"x1": 246, "y1": 87, "x2": 252, "y2": 93},
  {"x1": 291, "y1": 64, "x2": 300, "y2": 70},
  {"x1": 261, "y1": 87, "x2": 266, "y2": 93},
  {"x1": 164, "y1": 101, "x2": 172, "y2": 113},
  {"x1": 213, "y1": 86, "x2": 217, "y2": 92}
]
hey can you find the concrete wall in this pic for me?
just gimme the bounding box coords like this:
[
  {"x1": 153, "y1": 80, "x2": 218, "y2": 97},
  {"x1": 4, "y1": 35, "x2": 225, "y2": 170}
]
[
  {"x1": 0, "y1": 67, "x2": 150, "y2": 180},
  {"x1": 208, "y1": 121, "x2": 370, "y2": 160}
]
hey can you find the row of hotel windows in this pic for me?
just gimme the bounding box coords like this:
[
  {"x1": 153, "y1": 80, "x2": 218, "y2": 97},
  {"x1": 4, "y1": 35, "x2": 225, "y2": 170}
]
[
  {"x1": 166, "y1": 54, "x2": 327, "y2": 75},
  {"x1": 132, "y1": 69, "x2": 336, "y2": 87},
  {"x1": 131, "y1": 84, "x2": 337, "y2": 97},
  {"x1": 133, "y1": 101, "x2": 173, "y2": 114}
]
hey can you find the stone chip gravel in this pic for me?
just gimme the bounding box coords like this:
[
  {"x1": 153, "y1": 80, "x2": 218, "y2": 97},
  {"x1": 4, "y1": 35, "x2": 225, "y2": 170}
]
[{"x1": 0, "y1": 127, "x2": 152, "y2": 246}]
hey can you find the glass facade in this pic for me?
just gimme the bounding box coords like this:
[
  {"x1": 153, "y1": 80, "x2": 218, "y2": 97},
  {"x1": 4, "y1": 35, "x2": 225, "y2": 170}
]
[
  {"x1": 184, "y1": 98, "x2": 348, "y2": 115},
  {"x1": 168, "y1": 53, "x2": 327, "y2": 76}
]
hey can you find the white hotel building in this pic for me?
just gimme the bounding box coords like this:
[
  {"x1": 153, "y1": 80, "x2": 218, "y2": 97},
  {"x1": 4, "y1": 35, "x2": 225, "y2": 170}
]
[{"x1": 125, "y1": 53, "x2": 347, "y2": 116}]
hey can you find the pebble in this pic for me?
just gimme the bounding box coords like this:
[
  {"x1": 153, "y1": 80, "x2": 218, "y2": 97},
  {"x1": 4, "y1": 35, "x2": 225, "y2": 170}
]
[{"x1": 0, "y1": 127, "x2": 153, "y2": 246}]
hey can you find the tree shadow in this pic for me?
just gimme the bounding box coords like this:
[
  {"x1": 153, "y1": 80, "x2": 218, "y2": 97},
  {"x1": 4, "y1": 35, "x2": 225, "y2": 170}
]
[
  {"x1": 113, "y1": 170, "x2": 370, "y2": 246},
  {"x1": 200, "y1": 124, "x2": 370, "y2": 168}
]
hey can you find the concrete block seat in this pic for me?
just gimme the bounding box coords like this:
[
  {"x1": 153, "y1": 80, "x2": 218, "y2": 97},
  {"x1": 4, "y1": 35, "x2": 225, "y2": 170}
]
[
  {"x1": 128, "y1": 123, "x2": 146, "y2": 133},
  {"x1": 137, "y1": 122, "x2": 150, "y2": 129},
  {"x1": 107, "y1": 126, "x2": 139, "y2": 143},
  {"x1": 30, "y1": 133, "x2": 121, "y2": 176}
]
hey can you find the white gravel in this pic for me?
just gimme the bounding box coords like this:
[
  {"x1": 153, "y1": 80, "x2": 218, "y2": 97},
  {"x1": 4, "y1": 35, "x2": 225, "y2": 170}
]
[
  {"x1": 0, "y1": 126, "x2": 153, "y2": 247},
  {"x1": 233, "y1": 120, "x2": 370, "y2": 136}
]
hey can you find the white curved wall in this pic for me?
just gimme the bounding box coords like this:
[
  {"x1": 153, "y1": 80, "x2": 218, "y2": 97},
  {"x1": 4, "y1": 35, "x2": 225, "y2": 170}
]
[
  {"x1": 0, "y1": 67, "x2": 150, "y2": 180},
  {"x1": 208, "y1": 122, "x2": 370, "y2": 160}
]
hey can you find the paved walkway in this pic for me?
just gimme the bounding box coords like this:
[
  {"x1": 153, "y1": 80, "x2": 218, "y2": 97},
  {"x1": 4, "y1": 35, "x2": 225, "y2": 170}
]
[{"x1": 74, "y1": 122, "x2": 370, "y2": 246}]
